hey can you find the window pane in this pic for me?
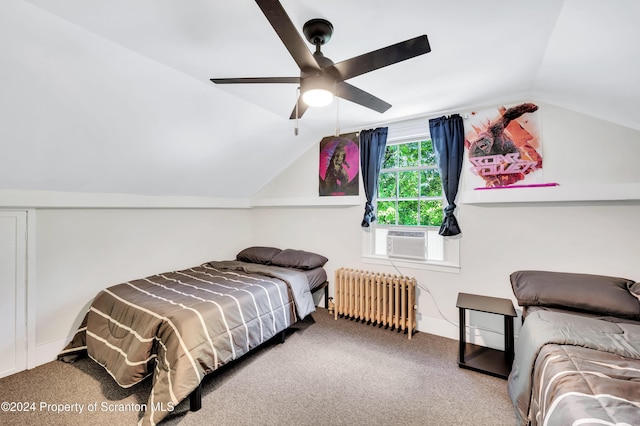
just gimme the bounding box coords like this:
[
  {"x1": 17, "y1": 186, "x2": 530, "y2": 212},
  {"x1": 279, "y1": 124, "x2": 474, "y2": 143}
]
[
  {"x1": 382, "y1": 145, "x2": 398, "y2": 169},
  {"x1": 398, "y1": 142, "x2": 419, "y2": 167},
  {"x1": 377, "y1": 201, "x2": 397, "y2": 225},
  {"x1": 398, "y1": 171, "x2": 419, "y2": 197},
  {"x1": 398, "y1": 200, "x2": 418, "y2": 225},
  {"x1": 421, "y1": 140, "x2": 437, "y2": 166},
  {"x1": 420, "y1": 169, "x2": 442, "y2": 197},
  {"x1": 419, "y1": 200, "x2": 443, "y2": 226},
  {"x1": 378, "y1": 172, "x2": 397, "y2": 198},
  {"x1": 371, "y1": 138, "x2": 452, "y2": 264}
]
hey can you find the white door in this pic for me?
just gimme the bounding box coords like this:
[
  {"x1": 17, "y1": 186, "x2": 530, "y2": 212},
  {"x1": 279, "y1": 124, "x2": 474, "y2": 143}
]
[{"x1": 0, "y1": 210, "x2": 27, "y2": 378}]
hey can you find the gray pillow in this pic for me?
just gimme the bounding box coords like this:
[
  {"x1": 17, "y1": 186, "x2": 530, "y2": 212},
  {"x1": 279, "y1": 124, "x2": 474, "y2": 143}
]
[
  {"x1": 631, "y1": 282, "x2": 640, "y2": 300},
  {"x1": 236, "y1": 246, "x2": 282, "y2": 265},
  {"x1": 510, "y1": 270, "x2": 640, "y2": 319},
  {"x1": 270, "y1": 249, "x2": 328, "y2": 270}
]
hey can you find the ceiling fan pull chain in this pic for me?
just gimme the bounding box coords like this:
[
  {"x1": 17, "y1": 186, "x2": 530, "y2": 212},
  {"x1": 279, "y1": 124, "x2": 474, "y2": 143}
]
[
  {"x1": 335, "y1": 89, "x2": 340, "y2": 137},
  {"x1": 295, "y1": 86, "x2": 300, "y2": 136}
]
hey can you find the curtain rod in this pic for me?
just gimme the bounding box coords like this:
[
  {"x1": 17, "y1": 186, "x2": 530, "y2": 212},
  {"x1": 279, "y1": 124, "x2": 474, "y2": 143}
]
[
  {"x1": 341, "y1": 108, "x2": 473, "y2": 136},
  {"x1": 339, "y1": 99, "x2": 532, "y2": 137}
]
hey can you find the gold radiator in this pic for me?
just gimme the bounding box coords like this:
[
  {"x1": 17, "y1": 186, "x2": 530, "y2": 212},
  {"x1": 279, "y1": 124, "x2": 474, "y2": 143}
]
[{"x1": 334, "y1": 268, "x2": 417, "y2": 339}]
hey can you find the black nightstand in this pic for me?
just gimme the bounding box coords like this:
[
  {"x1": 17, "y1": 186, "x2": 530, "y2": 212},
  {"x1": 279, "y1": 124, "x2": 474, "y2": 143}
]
[{"x1": 456, "y1": 292, "x2": 517, "y2": 379}]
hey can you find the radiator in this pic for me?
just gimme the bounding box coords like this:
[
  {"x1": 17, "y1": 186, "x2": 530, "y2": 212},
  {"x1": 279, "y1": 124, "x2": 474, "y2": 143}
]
[{"x1": 334, "y1": 268, "x2": 417, "y2": 339}]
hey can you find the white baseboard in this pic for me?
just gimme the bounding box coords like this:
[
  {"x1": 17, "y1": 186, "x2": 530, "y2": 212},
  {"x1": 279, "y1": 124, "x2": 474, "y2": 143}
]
[
  {"x1": 417, "y1": 316, "x2": 459, "y2": 341},
  {"x1": 417, "y1": 313, "x2": 520, "y2": 352},
  {"x1": 34, "y1": 338, "x2": 68, "y2": 368}
]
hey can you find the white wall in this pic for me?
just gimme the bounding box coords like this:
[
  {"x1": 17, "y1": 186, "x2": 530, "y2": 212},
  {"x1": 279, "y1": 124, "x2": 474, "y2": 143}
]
[
  {"x1": 0, "y1": 0, "x2": 312, "y2": 199},
  {"x1": 33, "y1": 208, "x2": 251, "y2": 364},
  {"x1": 251, "y1": 102, "x2": 640, "y2": 347}
]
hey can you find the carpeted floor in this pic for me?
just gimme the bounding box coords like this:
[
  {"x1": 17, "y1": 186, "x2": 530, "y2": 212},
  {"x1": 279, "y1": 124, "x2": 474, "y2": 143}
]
[{"x1": 0, "y1": 309, "x2": 516, "y2": 425}]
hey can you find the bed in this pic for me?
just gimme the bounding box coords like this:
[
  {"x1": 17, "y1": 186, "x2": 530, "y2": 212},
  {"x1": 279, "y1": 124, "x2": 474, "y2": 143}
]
[
  {"x1": 58, "y1": 246, "x2": 329, "y2": 426},
  {"x1": 507, "y1": 270, "x2": 640, "y2": 426}
]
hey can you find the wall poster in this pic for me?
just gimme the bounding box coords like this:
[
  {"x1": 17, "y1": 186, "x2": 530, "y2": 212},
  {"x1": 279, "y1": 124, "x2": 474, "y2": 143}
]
[
  {"x1": 464, "y1": 102, "x2": 543, "y2": 188},
  {"x1": 319, "y1": 132, "x2": 359, "y2": 196}
]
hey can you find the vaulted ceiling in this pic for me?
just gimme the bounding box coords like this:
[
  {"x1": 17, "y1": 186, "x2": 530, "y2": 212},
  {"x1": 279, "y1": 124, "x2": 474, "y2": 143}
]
[{"x1": 2, "y1": 0, "x2": 638, "y2": 198}]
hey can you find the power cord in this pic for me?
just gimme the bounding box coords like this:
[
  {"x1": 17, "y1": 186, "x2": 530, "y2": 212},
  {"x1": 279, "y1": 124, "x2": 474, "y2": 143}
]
[{"x1": 387, "y1": 257, "x2": 505, "y2": 336}]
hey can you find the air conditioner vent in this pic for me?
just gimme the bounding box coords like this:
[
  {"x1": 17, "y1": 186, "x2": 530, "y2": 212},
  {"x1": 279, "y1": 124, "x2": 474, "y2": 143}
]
[{"x1": 386, "y1": 230, "x2": 426, "y2": 260}]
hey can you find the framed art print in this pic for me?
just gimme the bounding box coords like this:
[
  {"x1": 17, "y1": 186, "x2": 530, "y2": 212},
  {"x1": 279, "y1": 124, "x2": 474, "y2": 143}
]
[
  {"x1": 464, "y1": 102, "x2": 542, "y2": 188},
  {"x1": 319, "y1": 132, "x2": 359, "y2": 196}
]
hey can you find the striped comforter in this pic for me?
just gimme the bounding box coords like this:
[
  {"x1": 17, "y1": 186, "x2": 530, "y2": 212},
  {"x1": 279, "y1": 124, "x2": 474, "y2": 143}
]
[
  {"x1": 59, "y1": 261, "x2": 316, "y2": 425},
  {"x1": 508, "y1": 310, "x2": 640, "y2": 426},
  {"x1": 530, "y1": 344, "x2": 640, "y2": 426}
]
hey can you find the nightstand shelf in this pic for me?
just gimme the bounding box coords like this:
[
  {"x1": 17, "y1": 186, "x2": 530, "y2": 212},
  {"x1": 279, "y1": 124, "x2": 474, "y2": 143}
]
[{"x1": 456, "y1": 292, "x2": 516, "y2": 379}]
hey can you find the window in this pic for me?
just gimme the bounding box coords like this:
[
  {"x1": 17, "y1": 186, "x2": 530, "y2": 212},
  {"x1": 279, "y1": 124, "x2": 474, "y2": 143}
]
[
  {"x1": 377, "y1": 140, "x2": 443, "y2": 228},
  {"x1": 363, "y1": 136, "x2": 460, "y2": 272}
]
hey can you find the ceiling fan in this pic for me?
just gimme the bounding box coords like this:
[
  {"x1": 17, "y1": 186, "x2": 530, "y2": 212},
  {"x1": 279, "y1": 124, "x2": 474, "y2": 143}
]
[{"x1": 210, "y1": 0, "x2": 431, "y2": 120}]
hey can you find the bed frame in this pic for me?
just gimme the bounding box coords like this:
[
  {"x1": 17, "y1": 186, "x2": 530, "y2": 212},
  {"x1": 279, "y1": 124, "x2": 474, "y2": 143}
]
[{"x1": 188, "y1": 280, "x2": 329, "y2": 411}]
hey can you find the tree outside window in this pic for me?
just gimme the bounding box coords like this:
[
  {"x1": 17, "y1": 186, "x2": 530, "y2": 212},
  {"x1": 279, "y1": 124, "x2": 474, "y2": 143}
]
[{"x1": 377, "y1": 140, "x2": 443, "y2": 227}]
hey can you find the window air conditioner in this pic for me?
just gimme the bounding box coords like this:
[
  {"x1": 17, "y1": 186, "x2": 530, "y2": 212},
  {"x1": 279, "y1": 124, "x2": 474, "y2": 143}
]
[{"x1": 386, "y1": 230, "x2": 426, "y2": 260}]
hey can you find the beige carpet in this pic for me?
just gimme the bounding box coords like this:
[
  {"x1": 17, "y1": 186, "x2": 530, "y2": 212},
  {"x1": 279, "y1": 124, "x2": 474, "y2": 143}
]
[{"x1": 0, "y1": 309, "x2": 516, "y2": 425}]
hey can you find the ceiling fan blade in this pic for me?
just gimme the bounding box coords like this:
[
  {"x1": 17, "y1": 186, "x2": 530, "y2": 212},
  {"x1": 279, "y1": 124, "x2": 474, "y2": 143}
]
[
  {"x1": 289, "y1": 96, "x2": 309, "y2": 119},
  {"x1": 255, "y1": 0, "x2": 319, "y2": 72},
  {"x1": 336, "y1": 82, "x2": 391, "y2": 113},
  {"x1": 210, "y1": 77, "x2": 300, "y2": 84},
  {"x1": 328, "y1": 35, "x2": 431, "y2": 81}
]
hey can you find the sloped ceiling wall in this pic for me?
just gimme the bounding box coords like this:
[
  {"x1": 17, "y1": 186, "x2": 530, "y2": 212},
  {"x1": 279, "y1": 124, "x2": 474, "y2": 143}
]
[
  {"x1": 1, "y1": 0, "x2": 638, "y2": 199},
  {"x1": 1, "y1": 0, "x2": 320, "y2": 198}
]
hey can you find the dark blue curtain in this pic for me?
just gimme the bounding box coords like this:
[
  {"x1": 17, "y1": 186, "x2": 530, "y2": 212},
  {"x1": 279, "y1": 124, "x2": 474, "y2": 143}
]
[
  {"x1": 359, "y1": 127, "x2": 388, "y2": 227},
  {"x1": 429, "y1": 114, "x2": 464, "y2": 236}
]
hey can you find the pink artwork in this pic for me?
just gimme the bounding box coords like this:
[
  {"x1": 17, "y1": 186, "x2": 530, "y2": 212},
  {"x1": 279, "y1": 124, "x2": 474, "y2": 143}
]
[
  {"x1": 464, "y1": 102, "x2": 543, "y2": 188},
  {"x1": 319, "y1": 132, "x2": 359, "y2": 196}
]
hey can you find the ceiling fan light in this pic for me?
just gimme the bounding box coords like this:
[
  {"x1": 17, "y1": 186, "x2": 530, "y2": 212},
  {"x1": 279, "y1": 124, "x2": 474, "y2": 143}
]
[{"x1": 302, "y1": 88, "x2": 334, "y2": 107}]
